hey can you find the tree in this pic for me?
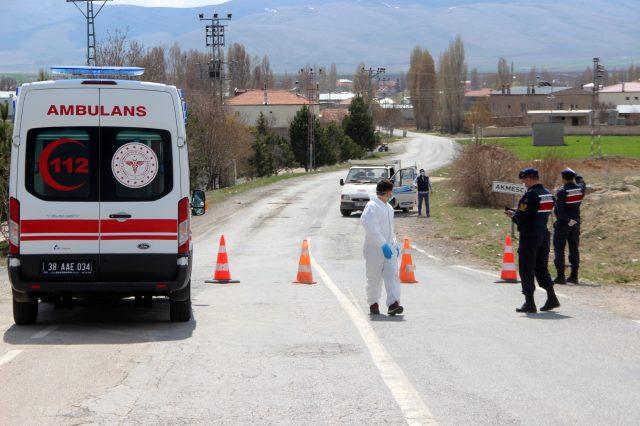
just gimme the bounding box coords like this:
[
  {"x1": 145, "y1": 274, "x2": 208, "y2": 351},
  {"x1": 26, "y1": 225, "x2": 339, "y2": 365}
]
[
  {"x1": 353, "y1": 64, "x2": 371, "y2": 104},
  {"x1": 0, "y1": 76, "x2": 17, "y2": 90},
  {"x1": 0, "y1": 102, "x2": 12, "y2": 236},
  {"x1": 343, "y1": 96, "x2": 376, "y2": 150},
  {"x1": 289, "y1": 105, "x2": 320, "y2": 171},
  {"x1": 438, "y1": 35, "x2": 467, "y2": 134},
  {"x1": 251, "y1": 112, "x2": 295, "y2": 175},
  {"x1": 328, "y1": 63, "x2": 338, "y2": 92},
  {"x1": 464, "y1": 98, "x2": 493, "y2": 143},
  {"x1": 469, "y1": 68, "x2": 480, "y2": 90},
  {"x1": 374, "y1": 105, "x2": 403, "y2": 135},
  {"x1": 408, "y1": 46, "x2": 437, "y2": 130},
  {"x1": 227, "y1": 43, "x2": 251, "y2": 91},
  {"x1": 497, "y1": 57, "x2": 510, "y2": 88}
]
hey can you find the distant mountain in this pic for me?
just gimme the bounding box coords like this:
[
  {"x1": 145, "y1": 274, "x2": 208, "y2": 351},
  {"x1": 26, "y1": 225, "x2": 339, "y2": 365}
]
[{"x1": 1, "y1": 0, "x2": 639, "y2": 73}]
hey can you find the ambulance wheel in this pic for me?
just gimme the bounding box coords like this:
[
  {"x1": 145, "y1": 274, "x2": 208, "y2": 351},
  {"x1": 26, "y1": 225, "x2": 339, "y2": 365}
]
[
  {"x1": 13, "y1": 298, "x2": 38, "y2": 325},
  {"x1": 169, "y1": 282, "x2": 191, "y2": 322},
  {"x1": 340, "y1": 209, "x2": 352, "y2": 217}
]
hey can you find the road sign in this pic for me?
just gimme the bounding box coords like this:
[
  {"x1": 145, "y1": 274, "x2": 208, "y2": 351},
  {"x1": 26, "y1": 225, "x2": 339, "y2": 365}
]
[{"x1": 492, "y1": 181, "x2": 526, "y2": 196}]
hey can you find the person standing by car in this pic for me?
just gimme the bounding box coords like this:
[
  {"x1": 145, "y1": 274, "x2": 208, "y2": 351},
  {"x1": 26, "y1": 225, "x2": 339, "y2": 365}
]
[{"x1": 413, "y1": 169, "x2": 433, "y2": 217}]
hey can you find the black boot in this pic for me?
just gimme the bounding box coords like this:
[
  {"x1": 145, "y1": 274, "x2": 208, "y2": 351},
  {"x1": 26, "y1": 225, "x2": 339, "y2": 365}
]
[
  {"x1": 567, "y1": 268, "x2": 579, "y2": 284},
  {"x1": 540, "y1": 287, "x2": 561, "y2": 311},
  {"x1": 516, "y1": 293, "x2": 537, "y2": 313},
  {"x1": 554, "y1": 272, "x2": 567, "y2": 285}
]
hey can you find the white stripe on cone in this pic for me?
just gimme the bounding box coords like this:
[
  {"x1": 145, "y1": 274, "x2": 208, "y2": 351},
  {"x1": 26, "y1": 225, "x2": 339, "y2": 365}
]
[
  {"x1": 298, "y1": 265, "x2": 312, "y2": 273},
  {"x1": 216, "y1": 263, "x2": 229, "y2": 271}
]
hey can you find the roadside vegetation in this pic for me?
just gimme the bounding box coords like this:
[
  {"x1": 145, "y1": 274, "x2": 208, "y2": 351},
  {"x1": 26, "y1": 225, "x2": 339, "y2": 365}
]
[
  {"x1": 458, "y1": 136, "x2": 640, "y2": 160},
  {"x1": 397, "y1": 142, "x2": 640, "y2": 286}
]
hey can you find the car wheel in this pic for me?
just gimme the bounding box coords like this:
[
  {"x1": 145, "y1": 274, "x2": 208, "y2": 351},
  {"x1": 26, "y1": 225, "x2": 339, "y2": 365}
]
[
  {"x1": 13, "y1": 298, "x2": 38, "y2": 325},
  {"x1": 340, "y1": 209, "x2": 352, "y2": 217},
  {"x1": 170, "y1": 281, "x2": 191, "y2": 322},
  {"x1": 402, "y1": 208, "x2": 409, "y2": 213}
]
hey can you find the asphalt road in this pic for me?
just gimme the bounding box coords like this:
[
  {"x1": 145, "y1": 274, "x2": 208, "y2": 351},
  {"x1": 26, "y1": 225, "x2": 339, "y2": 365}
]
[{"x1": 2, "y1": 132, "x2": 640, "y2": 424}]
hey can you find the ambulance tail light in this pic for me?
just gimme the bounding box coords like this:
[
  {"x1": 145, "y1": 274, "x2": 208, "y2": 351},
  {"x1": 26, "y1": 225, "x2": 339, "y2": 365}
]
[
  {"x1": 178, "y1": 197, "x2": 190, "y2": 255},
  {"x1": 9, "y1": 197, "x2": 20, "y2": 255}
]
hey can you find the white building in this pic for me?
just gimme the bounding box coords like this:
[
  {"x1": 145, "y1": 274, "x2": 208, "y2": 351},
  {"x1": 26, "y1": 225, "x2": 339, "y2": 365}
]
[
  {"x1": 599, "y1": 82, "x2": 640, "y2": 106},
  {"x1": 226, "y1": 89, "x2": 319, "y2": 137}
]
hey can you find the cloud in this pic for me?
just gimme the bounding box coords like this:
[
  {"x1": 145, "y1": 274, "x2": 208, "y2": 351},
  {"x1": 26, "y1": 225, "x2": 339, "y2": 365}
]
[{"x1": 115, "y1": 0, "x2": 229, "y2": 7}]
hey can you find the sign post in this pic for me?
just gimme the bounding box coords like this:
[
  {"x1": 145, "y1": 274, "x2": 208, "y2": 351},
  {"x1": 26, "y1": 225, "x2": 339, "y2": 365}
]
[{"x1": 492, "y1": 181, "x2": 527, "y2": 239}]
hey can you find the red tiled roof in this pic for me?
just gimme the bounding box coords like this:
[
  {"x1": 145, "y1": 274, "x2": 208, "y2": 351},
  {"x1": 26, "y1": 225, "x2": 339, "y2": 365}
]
[
  {"x1": 465, "y1": 88, "x2": 492, "y2": 97},
  {"x1": 600, "y1": 82, "x2": 640, "y2": 93},
  {"x1": 226, "y1": 89, "x2": 311, "y2": 106}
]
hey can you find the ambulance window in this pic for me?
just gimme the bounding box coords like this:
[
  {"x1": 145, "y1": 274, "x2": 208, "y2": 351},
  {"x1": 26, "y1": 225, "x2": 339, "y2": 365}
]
[
  {"x1": 100, "y1": 128, "x2": 173, "y2": 202},
  {"x1": 25, "y1": 128, "x2": 98, "y2": 201}
]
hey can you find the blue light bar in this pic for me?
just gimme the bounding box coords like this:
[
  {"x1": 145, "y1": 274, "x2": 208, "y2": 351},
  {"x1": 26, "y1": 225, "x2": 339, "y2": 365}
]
[{"x1": 50, "y1": 66, "x2": 145, "y2": 76}]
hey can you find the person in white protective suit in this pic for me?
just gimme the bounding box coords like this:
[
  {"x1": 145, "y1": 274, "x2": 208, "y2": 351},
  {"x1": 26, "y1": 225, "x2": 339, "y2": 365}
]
[{"x1": 360, "y1": 179, "x2": 404, "y2": 316}]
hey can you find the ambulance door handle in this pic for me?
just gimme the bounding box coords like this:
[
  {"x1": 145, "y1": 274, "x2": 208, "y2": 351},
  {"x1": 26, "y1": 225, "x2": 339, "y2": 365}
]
[{"x1": 109, "y1": 213, "x2": 132, "y2": 219}]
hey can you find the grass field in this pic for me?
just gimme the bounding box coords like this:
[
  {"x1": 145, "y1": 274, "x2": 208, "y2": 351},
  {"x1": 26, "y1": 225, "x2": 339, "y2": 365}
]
[{"x1": 459, "y1": 136, "x2": 640, "y2": 160}]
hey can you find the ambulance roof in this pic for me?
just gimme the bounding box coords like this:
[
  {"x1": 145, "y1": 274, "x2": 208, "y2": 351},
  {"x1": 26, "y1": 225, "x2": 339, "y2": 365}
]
[{"x1": 20, "y1": 79, "x2": 176, "y2": 92}]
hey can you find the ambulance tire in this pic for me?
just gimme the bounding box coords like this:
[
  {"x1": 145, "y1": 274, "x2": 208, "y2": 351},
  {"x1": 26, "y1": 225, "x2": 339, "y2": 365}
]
[
  {"x1": 340, "y1": 209, "x2": 352, "y2": 217},
  {"x1": 13, "y1": 298, "x2": 38, "y2": 325},
  {"x1": 169, "y1": 281, "x2": 191, "y2": 322}
]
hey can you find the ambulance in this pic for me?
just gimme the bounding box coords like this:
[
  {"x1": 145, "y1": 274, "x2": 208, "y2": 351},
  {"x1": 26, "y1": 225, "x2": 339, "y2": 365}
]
[{"x1": 7, "y1": 66, "x2": 203, "y2": 324}]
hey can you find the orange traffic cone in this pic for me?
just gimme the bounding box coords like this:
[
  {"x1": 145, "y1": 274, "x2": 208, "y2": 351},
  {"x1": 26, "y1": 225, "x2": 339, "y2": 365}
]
[
  {"x1": 205, "y1": 235, "x2": 240, "y2": 284},
  {"x1": 399, "y1": 237, "x2": 418, "y2": 284},
  {"x1": 498, "y1": 235, "x2": 518, "y2": 283},
  {"x1": 293, "y1": 239, "x2": 316, "y2": 284}
]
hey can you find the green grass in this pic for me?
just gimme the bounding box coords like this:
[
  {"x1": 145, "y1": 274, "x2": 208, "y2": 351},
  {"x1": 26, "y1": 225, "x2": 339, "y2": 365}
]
[
  {"x1": 459, "y1": 136, "x2": 640, "y2": 160},
  {"x1": 205, "y1": 163, "x2": 348, "y2": 205}
]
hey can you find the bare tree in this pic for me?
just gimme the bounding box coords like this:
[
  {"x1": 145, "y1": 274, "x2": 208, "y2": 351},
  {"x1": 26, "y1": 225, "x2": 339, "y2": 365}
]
[
  {"x1": 497, "y1": 57, "x2": 510, "y2": 87},
  {"x1": 438, "y1": 35, "x2": 467, "y2": 134},
  {"x1": 469, "y1": 67, "x2": 480, "y2": 90},
  {"x1": 353, "y1": 63, "x2": 370, "y2": 104},
  {"x1": 408, "y1": 46, "x2": 437, "y2": 130},
  {"x1": 227, "y1": 43, "x2": 251, "y2": 91},
  {"x1": 328, "y1": 63, "x2": 338, "y2": 91},
  {"x1": 464, "y1": 98, "x2": 493, "y2": 143}
]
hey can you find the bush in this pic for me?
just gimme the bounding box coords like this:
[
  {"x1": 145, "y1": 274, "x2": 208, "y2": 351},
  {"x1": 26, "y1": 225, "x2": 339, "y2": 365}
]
[
  {"x1": 451, "y1": 144, "x2": 519, "y2": 208},
  {"x1": 535, "y1": 151, "x2": 563, "y2": 191}
]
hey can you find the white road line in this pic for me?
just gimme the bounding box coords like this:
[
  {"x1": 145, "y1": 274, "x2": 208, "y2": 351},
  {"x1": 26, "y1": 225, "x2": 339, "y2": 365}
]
[
  {"x1": 0, "y1": 350, "x2": 23, "y2": 367},
  {"x1": 312, "y1": 257, "x2": 437, "y2": 425},
  {"x1": 411, "y1": 245, "x2": 441, "y2": 262},
  {"x1": 451, "y1": 265, "x2": 500, "y2": 279},
  {"x1": 31, "y1": 325, "x2": 58, "y2": 340},
  {"x1": 634, "y1": 320, "x2": 640, "y2": 326}
]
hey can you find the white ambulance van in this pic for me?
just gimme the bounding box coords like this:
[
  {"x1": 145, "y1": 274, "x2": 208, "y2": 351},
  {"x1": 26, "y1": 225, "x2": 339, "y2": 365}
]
[{"x1": 8, "y1": 66, "x2": 202, "y2": 324}]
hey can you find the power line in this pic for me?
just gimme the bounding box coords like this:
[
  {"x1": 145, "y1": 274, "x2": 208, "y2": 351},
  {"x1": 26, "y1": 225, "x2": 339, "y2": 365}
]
[
  {"x1": 66, "y1": 0, "x2": 112, "y2": 66},
  {"x1": 199, "y1": 11, "x2": 232, "y2": 105}
]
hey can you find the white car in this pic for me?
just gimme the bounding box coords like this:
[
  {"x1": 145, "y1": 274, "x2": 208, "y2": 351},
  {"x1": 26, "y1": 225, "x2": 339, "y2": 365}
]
[
  {"x1": 339, "y1": 163, "x2": 417, "y2": 216},
  {"x1": 7, "y1": 66, "x2": 200, "y2": 324}
]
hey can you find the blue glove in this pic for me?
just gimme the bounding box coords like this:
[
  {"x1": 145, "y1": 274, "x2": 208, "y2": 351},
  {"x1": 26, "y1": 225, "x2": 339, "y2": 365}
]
[{"x1": 381, "y1": 243, "x2": 393, "y2": 259}]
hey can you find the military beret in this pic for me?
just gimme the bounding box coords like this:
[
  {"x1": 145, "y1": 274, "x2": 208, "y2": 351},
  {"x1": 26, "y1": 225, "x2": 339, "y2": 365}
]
[
  {"x1": 561, "y1": 168, "x2": 576, "y2": 179},
  {"x1": 518, "y1": 167, "x2": 539, "y2": 179}
]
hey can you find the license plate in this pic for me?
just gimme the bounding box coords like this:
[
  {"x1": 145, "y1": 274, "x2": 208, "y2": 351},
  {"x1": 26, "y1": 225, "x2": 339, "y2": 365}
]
[
  {"x1": 41, "y1": 260, "x2": 93, "y2": 276},
  {"x1": 355, "y1": 202, "x2": 366, "y2": 207}
]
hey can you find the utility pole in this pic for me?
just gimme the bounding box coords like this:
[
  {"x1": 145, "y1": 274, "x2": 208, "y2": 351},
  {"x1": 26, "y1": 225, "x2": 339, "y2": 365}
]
[
  {"x1": 590, "y1": 58, "x2": 605, "y2": 158},
  {"x1": 362, "y1": 66, "x2": 386, "y2": 112},
  {"x1": 66, "y1": 0, "x2": 112, "y2": 66},
  {"x1": 299, "y1": 67, "x2": 322, "y2": 171},
  {"x1": 199, "y1": 11, "x2": 232, "y2": 105}
]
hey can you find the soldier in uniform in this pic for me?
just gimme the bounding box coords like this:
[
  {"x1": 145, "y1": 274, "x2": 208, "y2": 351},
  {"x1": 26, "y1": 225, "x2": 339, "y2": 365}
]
[
  {"x1": 553, "y1": 168, "x2": 586, "y2": 284},
  {"x1": 505, "y1": 168, "x2": 560, "y2": 313}
]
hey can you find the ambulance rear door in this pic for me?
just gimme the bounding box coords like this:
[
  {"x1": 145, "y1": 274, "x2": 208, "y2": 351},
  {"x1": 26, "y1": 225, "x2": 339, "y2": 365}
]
[
  {"x1": 17, "y1": 88, "x2": 101, "y2": 281},
  {"x1": 392, "y1": 167, "x2": 417, "y2": 209},
  {"x1": 97, "y1": 88, "x2": 181, "y2": 282}
]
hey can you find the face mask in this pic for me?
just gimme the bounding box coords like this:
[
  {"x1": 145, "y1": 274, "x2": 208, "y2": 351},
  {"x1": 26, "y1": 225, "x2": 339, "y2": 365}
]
[{"x1": 420, "y1": 172, "x2": 425, "y2": 176}]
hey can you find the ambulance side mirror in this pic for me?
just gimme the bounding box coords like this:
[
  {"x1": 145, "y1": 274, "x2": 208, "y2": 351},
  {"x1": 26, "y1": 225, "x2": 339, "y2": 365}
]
[
  {"x1": 339, "y1": 179, "x2": 344, "y2": 186},
  {"x1": 191, "y1": 189, "x2": 206, "y2": 216}
]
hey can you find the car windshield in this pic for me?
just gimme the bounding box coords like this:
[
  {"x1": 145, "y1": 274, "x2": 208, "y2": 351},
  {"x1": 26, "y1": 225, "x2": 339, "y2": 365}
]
[{"x1": 345, "y1": 168, "x2": 388, "y2": 183}]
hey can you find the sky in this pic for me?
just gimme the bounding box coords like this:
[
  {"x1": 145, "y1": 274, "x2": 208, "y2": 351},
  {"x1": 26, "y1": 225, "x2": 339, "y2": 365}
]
[{"x1": 116, "y1": 0, "x2": 228, "y2": 7}]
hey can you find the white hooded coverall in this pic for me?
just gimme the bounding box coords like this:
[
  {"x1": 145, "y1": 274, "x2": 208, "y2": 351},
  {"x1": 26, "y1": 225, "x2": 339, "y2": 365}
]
[{"x1": 360, "y1": 194, "x2": 401, "y2": 307}]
